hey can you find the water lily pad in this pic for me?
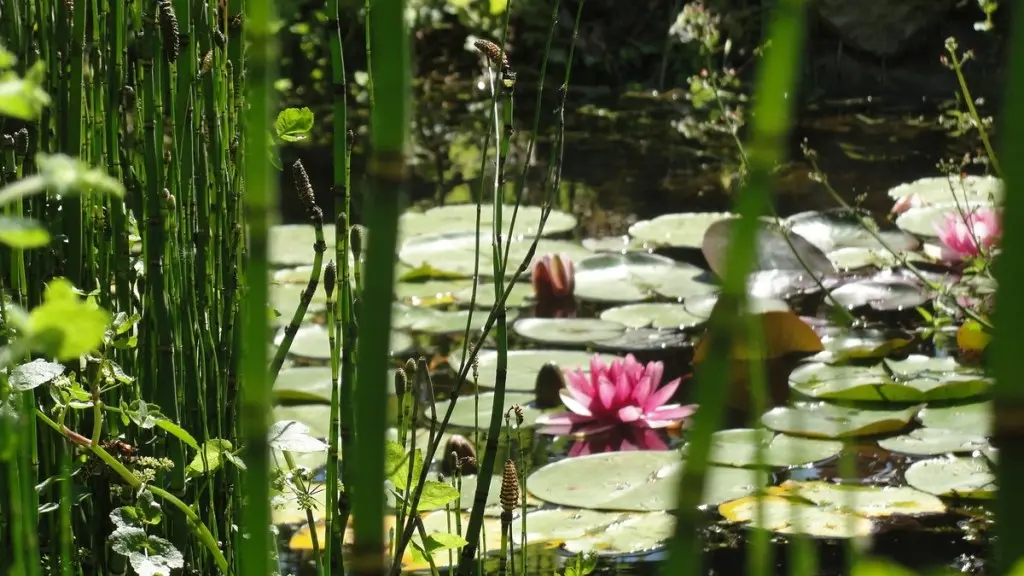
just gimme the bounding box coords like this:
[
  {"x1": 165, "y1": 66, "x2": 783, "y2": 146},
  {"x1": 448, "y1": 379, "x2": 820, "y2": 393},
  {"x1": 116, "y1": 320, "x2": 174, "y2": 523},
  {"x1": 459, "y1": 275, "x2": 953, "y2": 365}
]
[
  {"x1": 784, "y1": 209, "x2": 919, "y2": 254},
  {"x1": 454, "y1": 349, "x2": 621, "y2": 392},
  {"x1": 779, "y1": 480, "x2": 946, "y2": 516},
  {"x1": 582, "y1": 235, "x2": 650, "y2": 253},
  {"x1": 436, "y1": 392, "x2": 542, "y2": 430},
  {"x1": 824, "y1": 272, "x2": 931, "y2": 312},
  {"x1": 273, "y1": 404, "x2": 333, "y2": 441},
  {"x1": 399, "y1": 203, "x2": 577, "y2": 240},
  {"x1": 629, "y1": 212, "x2": 736, "y2": 249},
  {"x1": 747, "y1": 269, "x2": 833, "y2": 300},
  {"x1": 599, "y1": 303, "x2": 708, "y2": 330},
  {"x1": 917, "y1": 402, "x2": 992, "y2": 436},
  {"x1": 273, "y1": 366, "x2": 336, "y2": 404},
  {"x1": 788, "y1": 356, "x2": 989, "y2": 403},
  {"x1": 719, "y1": 494, "x2": 874, "y2": 538},
  {"x1": 590, "y1": 329, "x2": 692, "y2": 353},
  {"x1": 562, "y1": 511, "x2": 675, "y2": 556},
  {"x1": 395, "y1": 279, "x2": 474, "y2": 307},
  {"x1": 269, "y1": 283, "x2": 327, "y2": 323},
  {"x1": 573, "y1": 253, "x2": 717, "y2": 303},
  {"x1": 693, "y1": 307, "x2": 823, "y2": 362},
  {"x1": 513, "y1": 318, "x2": 626, "y2": 346},
  {"x1": 761, "y1": 402, "x2": 921, "y2": 439},
  {"x1": 269, "y1": 224, "x2": 337, "y2": 267},
  {"x1": 809, "y1": 329, "x2": 913, "y2": 363},
  {"x1": 277, "y1": 324, "x2": 414, "y2": 361},
  {"x1": 895, "y1": 200, "x2": 996, "y2": 238},
  {"x1": 399, "y1": 232, "x2": 592, "y2": 279},
  {"x1": 702, "y1": 219, "x2": 835, "y2": 279},
  {"x1": 904, "y1": 455, "x2": 996, "y2": 498},
  {"x1": 527, "y1": 450, "x2": 766, "y2": 511},
  {"x1": 453, "y1": 281, "x2": 535, "y2": 309},
  {"x1": 397, "y1": 307, "x2": 520, "y2": 335},
  {"x1": 827, "y1": 247, "x2": 926, "y2": 272},
  {"x1": 685, "y1": 428, "x2": 843, "y2": 468},
  {"x1": 884, "y1": 355, "x2": 992, "y2": 400},
  {"x1": 878, "y1": 428, "x2": 990, "y2": 456},
  {"x1": 887, "y1": 175, "x2": 1003, "y2": 206}
]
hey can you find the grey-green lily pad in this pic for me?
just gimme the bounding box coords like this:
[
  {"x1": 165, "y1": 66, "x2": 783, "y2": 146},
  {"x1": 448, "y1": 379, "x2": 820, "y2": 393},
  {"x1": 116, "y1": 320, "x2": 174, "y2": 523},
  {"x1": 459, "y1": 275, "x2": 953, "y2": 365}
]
[
  {"x1": 827, "y1": 247, "x2": 926, "y2": 272},
  {"x1": 436, "y1": 392, "x2": 541, "y2": 430},
  {"x1": 878, "y1": 428, "x2": 990, "y2": 456},
  {"x1": 398, "y1": 307, "x2": 519, "y2": 335},
  {"x1": 628, "y1": 212, "x2": 736, "y2": 249},
  {"x1": 887, "y1": 175, "x2": 1003, "y2": 206},
  {"x1": 273, "y1": 404, "x2": 333, "y2": 441},
  {"x1": 513, "y1": 318, "x2": 626, "y2": 346},
  {"x1": 270, "y1": 283, "x2": 327, "y2": 320},
  {"x1": 399, "y1": 203, "x2": 577, "y2": 240},
  {"x1": 270, "y1": 224, "x2": 336, "y2": 267},
  {"x1": 780, "y1": 480, "x2": 946, "y2": 516},
  {"x1": 784, "y1": 209, "x2": 919, "y2": 254},
  {"x1": 590, "y1": 328, "x2": 692, "y2": 352},
  {"x1": 399, "y1": 232, "x2": 592, "y2": 279},
  {"x1": 808, "y1": 329, "x2": 913, "y2": 364},
  {"x1": 562, "y1": 511, "x2": 675, "y2": 556},
  {"x1": 747, "y1": 269, "x2": 832, "y2": 301},
  {"x1": 702, "y1": 219, "x2": 836, "y2": 279},
  {"x1": 918, "y1": 402, "x2": 992, "y2": 436},
  {"x1": 884, "y1": 355, "x2": 992, "y2": 400},
  {"x1": 599, "y1": 303, "x2": 708, "y2": 330},
  {"x1": 719, "y1": 494, "x2": 874, "y2": 538},
  {"x1": 522, "y1": 508, "x2": 624, "y2": 544},
  {"x1": 685, "y1": 428, "x2": 843, "y2": 469},
  {"x1": 454, "y1": 349, "x2": 620, "y2": 392},
  {"x1": 895, "y1": 200, "x2": 996, "y2": 238},
  {"x1": 268, "y1": 420, "x2": 329, "y2": 453},
  {"x1": 574, "y1": 253, "x2": 717, "y2": 303},
  {"x1": 824, "y1": 271, "x2": 930, "y2": 312},
  {"x1": 453, "y1": 281, "x2": 535, "y2": 309},
  {"x1": 582, "y1": 235, "x2": 650, "y2": 253},
  {"x1": 761, "y1": 402, "x2": 921, "y2": 439},
  {"x1": 395, "y1": 279, "x2": 474, "y2": 307},
  {"x1": 526, "y1": 450, "x2": 766, "y2": 511},
  {"x1": 904, "y1": 455, "x2": 996, "y2": 499},
  {"x1": 278, "y1": 324, "x2": 414, "y2": 361},
  {"x1": 273, "y1": 366, "x2": 335, "y2": 404},
  {"x1": 788, "y1": 356, "x2": 988, "y2": 403}
]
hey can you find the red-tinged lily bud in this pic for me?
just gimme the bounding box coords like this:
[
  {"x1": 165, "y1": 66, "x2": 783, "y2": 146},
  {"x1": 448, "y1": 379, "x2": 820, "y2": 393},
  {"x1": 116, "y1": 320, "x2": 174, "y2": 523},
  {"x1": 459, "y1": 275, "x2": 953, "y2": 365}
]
[{"x1": 532, "y1": 253, "x2": 575, "y2": 302}]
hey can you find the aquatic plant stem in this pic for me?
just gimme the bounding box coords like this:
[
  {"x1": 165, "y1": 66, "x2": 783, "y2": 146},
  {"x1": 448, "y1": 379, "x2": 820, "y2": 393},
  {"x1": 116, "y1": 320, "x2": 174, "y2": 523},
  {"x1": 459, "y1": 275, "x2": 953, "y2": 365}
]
[
  {"x1": 662, "y1": 1, "x2": 807, "y2": 575},
  {"x1": 945, "y1": 41, "x2": 1002, "y2": 178}
]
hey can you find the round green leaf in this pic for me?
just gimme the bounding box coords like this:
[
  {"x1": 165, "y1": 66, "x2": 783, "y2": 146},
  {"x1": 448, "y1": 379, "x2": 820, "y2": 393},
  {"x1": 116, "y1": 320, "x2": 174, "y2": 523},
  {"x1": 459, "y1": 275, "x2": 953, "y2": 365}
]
[
  {"x1": 719, "y1": 494, "x2": 874, "y2": 538},
  {"x1": 454, "y1": 349, "x2": 620, "y2": 392},
  {"x1": 917, "y1": 402, "x2": 991, "y2": 436},
  {"x1": 628, "y1": 212, "x2": 736, "y2": 249},
  {"x1": 895, "y1": 200, "x2": 995, "y2": 238},
  {"x1": 877, "y1": 428, "x2": 990, "y2": 456},
  {"x1": 599, "y1": 302, "x2": 708, "y2": 330},
  {"x1": 399, "y1": 203, "x2": 577, "y2": 240},
  {"x1": 436, "y1": 392, "x2": 541, "y2": 430},
  {"x1": 780, "y1": 480, "x2": 946, "y2": 517},
  {"x1": 761, "y1": 402, "x2": 920, "y2": 439},
  {"x1": 277, "y1": 324, "x2": 413, "y2": 362},
  {"x1": 573, "y1": 252, "x2": 717, "y2": 303},
  {"x1": 887, "y1": 175, "x2": 1003, "y2": 206},
  {"x1": 399, "y1": 232, "x2": 591, "y2": 279},
  {"x1": 685, "y1": 428, "x2": 842, "y2": 468},
  {"x1": 904, "y1": 455, "x2": 996, "y2": 498},
  {"x1": 269, "y1": 224, "x2": 336, "y2": 267},
  {"x1": 512, "y1": 318, "x2": 626, "y2": 346},
  {"x1": 561, "y1": 511, "x2": 675, "y2": 556}
]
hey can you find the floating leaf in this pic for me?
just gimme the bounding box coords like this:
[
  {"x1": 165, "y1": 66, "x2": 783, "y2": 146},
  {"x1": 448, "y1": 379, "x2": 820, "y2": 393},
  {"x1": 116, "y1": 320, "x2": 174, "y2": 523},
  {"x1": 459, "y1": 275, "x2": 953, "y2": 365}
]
[
  {"x1": 783, "y1": 209, "x2": 919, "y2": 254},
  {"x1": 693, "y1": 305, "x2": 822, "y2": 363},
  {"x1": 629, "y1": 212, "x2": 736, "y2": 249},
  {"x1": 573, "y1": 252, "x2": 717, "y2": 303},
  {"x1": 268, "y1": 420, "x2": 329, "y2": 453},
  {"x1": 398, "y1": 307, "x2": 519, "y2": 335},
  {"x1": 702, "y1": 219, "x2": 835, "y2": 279},
  {"x1": 887, "y1": 175, "x2": 1003, "y2": 207},
  {"x1": 398, "y1": 203, "x2": 577, "y2": 240},
  {"x1": 399, "y1": 231, "x2": 592, "y2": 278},
  {"x1": 453, "y1": 281, "x2": 534, "y2": 309},
  {"x1": 0, "y1": 215, "x2": 50, "y2": 248},
  {"x1": 904, "y1": 455, "x2": 996, "y2": 498},
  {"x1": 272, "y1": 366, "x2": 337, "y2": 404},
  {"x1": 527, "y1": 450, "x2": 766, "y2": 511},
  {"x1": 10, "y1": 359, "x2": 64, "y2": 391},
  {"x1": 895, "y1": 200, "x2": 995, "y2": 238},
  {"x1": 268, "y1": 224, "x2": 338, "y2": 267},
  {"x1": 599, "y1": 303, "x2": 708, "y2": 330},
  {"x1": 761, "y1": 402, "x2": 921, "y2": 439},
  {"x1": 582, "y1": 235, "x2": 649, "y2": 253},
  {"x1": 685, "y1": 428, "x2": 843, "y2": 469},
  {"x1": 877, "y1": 428, "x2": 990, "y2": 456},
  {"x1": 788, "y1": 356, "x2": 990, "y2": 403},
  {"x1": 398, "y1": 263, "x2": 469, "y2": 282},
  {"x1": 435, "y1": 392, "x2": 541, "y2": 430},
  {"x1": 917, "y1": 401, "x2": 992, "y2": 436},
  {"x1": 825, "y1": 271, "x2": 931, "y2": 312},
  {"x1": 778, "y1": 480, "x2": 946, "y2": 517},
  {"x1": 277, "y1": 324, "x2": 413, "y2": 361},
  {"x1": 512, "y1": 318, "x2": 626, "y2": 346},
  {"x1": 454, "y1": 349, "x2": 620, "y2": 392},
  {"x1": 395, "y1": 278, "x2": 473, "y2": 307},
  {"x1": 562, "y1": 511, "x2": 675, "y2": 556},
  {"x1": 719, "y1": 494, "x2": 874, "y2": 538}
]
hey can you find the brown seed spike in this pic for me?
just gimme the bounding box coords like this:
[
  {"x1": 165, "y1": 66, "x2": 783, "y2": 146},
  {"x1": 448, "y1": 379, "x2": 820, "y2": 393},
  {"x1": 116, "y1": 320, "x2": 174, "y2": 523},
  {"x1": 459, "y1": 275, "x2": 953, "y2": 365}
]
[
  {"x1": 473, "y1": 39, "x2": 512, "y2": 77},
  {"x1": 291, "y1": 160, "x2": 319, "y2": 221},
  {"x1": 158, "y1": 0, "x2": 180, "y2": 63},
  {"x1": 324, "y1": 260, "x2": 337, "y2": 298},
  {"x1": 500, "y1": 459, "x2": 519, "y2": 514}
]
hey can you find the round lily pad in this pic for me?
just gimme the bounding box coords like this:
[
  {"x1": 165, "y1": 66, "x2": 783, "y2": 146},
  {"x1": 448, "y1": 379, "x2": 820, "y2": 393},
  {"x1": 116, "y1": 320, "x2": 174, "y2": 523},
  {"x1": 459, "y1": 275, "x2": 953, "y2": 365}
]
[
  {"x1": 582, "y1": 235, "x2": 650, "y2": 253},
  {"x1": 599, "y1": 303, "x2": 708, "y2": 330},
  {"x1": 561, "y1": 511, "x2": 675, "y2": 556},
  {"x1": 779, "y1": 480, "x2": 946, "y2": 517},
  {"x1": 397, "y1": 307, "x2": 520, "y2": 336},
  {"x1": 877, "y1": 428, "x2": 990, "y2": 456},
  {"x1": 590, "y1": 328, "x2": 692, "y2": 353},
  {"x1": 788, "y1": 356, "x2": 989, "y2": 403},
  {"x1": 436, "y1": 392, "x2": 542, "y2": 430},
  {"x1": 895, "y1": 200, "x2": 996, "y2": 238},
  {"x1": 454, "y1": 349, "x2": 621, "y2": 392},
  {"x1": 826, "y1": 247, "x2": 926, "y2": 272},
  {"x1": 512, "y1": 318, "x2": 626, "y2": 346},
  {"x1": 453, "y1": 281, "x2": 535, "y2": 309},
  {"x1": 399, "y1": 203, "x2": 577, "y2": 240},
  {"x1": 399, "y1": 232, "x2": 592, "y2": 279},
  {"x1": 628, "y1": 212, "x2": 736, "y2": 249},
  {"x1": 887, "y1": 175, "x2": 1003, "y2": 206},
  {"x1": 783, "y1": 209, "x2": 919, "y2": 254},
  {"x1": 526, "y1": 450, "x2": 765, "y2": 511},
  {"x1": 719, "y1": 494, "x2": 874, "y2": 538},
  {"x1": 273, "y1": 404, "x2": 333, "y2": 440},
  {"x1": 884, "y1": 355, "x2": 992, "y2": 400},
  {"x1": 273, "y1": 366, "x2": 336, "y2": 404},
  {"x1": 270, "y1": 283, "x2": 327, "y2": 319},
  {"x1": 746, "y1": 269, "x2": 833, "y2": 301},
  {"x1": 702, "y1": 219, "x2": 836, "y2": 279},
  {"x1": 761, "y1": 402, "x2": 920, "y2": 439},
  {"x1": 685, "y1": 428, "x2": 843, "y2": 469},
  {"x1": 904, "y1": 455, "x2": 996, "y2": 499},
  {"x1": 277, "y1": 324, "x2": 414, "y2": 361},
  {"x1": 573, "y1": 253, "x2": 717, "y2": 303},
  {"x1": 917, "y1": 402, "x2": 992, "y2": 436},
  {"x1": 270, "y1": 224, "x2": 336, "y2": 267},
  {"x1": 810, "y1": 329, "x2": 913, "y2": 363},
  {"x1": 395, "y1": 279, "x2": 474, "y2": 307},
  {"x1": 824, "y1": 272, "x2": 931, "y2": 312}
]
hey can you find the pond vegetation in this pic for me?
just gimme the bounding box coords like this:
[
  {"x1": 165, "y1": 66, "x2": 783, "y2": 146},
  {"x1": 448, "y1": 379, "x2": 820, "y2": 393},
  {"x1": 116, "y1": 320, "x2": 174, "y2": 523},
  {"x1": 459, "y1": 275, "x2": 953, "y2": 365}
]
[{"x1": 0, "y1": 0, "x2": 1021, "y2": 575}]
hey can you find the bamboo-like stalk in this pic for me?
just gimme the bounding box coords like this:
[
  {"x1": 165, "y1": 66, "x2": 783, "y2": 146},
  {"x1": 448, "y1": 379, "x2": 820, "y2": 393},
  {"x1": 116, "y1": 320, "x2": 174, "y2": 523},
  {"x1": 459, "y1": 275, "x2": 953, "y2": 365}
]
[{"x1": 660, "y1": 1, "x2": 807, "y2": 575}]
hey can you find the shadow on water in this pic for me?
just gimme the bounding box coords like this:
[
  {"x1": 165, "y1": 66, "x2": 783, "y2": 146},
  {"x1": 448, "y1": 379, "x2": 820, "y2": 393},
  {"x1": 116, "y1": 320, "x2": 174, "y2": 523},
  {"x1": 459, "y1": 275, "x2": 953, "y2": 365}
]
[{"x1": 275, "y1": 84, "x2": 993, "y2": 575}]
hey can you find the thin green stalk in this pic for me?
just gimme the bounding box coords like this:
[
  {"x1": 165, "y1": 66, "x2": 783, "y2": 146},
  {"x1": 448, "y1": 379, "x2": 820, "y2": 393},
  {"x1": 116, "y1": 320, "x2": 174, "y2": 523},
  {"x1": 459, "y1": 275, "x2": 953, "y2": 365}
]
[
  {"x1": 661, "y1": 1, "x2": 807, "y2": 575},
  {"x1": 324, "y1": 259, "x2": 342, "y2": 574},
  {"x1": 945, "y1": 40, "x2": 1002, "y2": 178}
]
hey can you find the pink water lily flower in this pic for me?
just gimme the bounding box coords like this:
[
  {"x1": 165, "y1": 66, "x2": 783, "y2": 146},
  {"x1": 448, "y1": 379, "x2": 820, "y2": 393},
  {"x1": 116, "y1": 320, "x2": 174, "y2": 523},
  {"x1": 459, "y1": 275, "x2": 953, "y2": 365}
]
[
  {"x1": 536, "y1": 354, "x2": 698, "y2": 436},
  {"x1": 935, "y1": 207, "x2": 1001, "y2": 260},
  {"x1": 532, "y1": 253, "x2": 575, "y2": 301}
]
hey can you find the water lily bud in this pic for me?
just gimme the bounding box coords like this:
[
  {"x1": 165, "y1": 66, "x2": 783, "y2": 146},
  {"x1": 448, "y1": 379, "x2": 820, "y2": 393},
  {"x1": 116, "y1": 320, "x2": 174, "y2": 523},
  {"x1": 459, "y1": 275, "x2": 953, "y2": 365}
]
[
  {"x1": 441, "y1": 434, "x2": 477, "y2": 476},
  {"x1": 533, "y1": 361, "x2": 566, "y2": 408},
  {"x1": 500, "y1": 459, "x2": 519, "y2": 514},
  {"x1": 531, "y1": 253, "x2": 575, "y2": 302},
  {"x1": 393, "y1": 368, "x2": 407, "y2": 398},
  {"x1": 324, "y1": 260, "x2": 336, "y2": 298}
]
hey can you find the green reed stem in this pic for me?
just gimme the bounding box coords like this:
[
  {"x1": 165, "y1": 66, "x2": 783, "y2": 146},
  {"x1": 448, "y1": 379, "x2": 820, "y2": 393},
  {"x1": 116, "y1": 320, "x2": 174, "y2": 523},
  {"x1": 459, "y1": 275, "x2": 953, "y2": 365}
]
[
  {"x1": 946, "y1": 42, "x2": 1002, "y2": 178},
  {"x1": 661, "y1": 1, "x2": 807, "y2": 575},
  {"x1": 325, "y1": 258, "x2": 344, "y2": 574}
]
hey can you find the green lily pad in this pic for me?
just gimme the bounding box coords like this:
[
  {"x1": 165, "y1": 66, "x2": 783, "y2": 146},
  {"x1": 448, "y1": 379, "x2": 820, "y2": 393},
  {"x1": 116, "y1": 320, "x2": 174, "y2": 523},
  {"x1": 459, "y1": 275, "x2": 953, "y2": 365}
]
[
  {"x1": 436, "y1": 392, "x2": 541, "y2": 430},
  {"x1": 453, "y1": 281, "x2": 535, "y2": 309},
  {"x1": 702, "y1": 219, "x2": 836, "y2": 279},
  {"x1": 788, "y1": 356, "x2": 990, "y2": 403},
  {"x1": 783, "y1": 209, "x2": 919, "y2": 254},
  {"x1": 397, "y1": 307, "x2": 520, "y2": 335},
  {"x1": 628, "y1": 212, "x2": 736, "y2": 249},
  {"x1": 273, "y1": 366, "x2": 336, "y2": 404},
  {"x1": 826, "y1": 247, "x2": 926, "y2": 272},
  {"x1": 526, "y1": 450, "x2": 766, "y2": 511},
  {"x1": 573, "y1": 253, "x2": 717, "y2": 303},
  {"x1": 685, "y1": 428, "x2": 843, "y2": 469},
  {"x1": 399, "y1": 232, "x2": 592, "y2": 279},
  {"x1": 904, "y1": 455, "x2": 996, "y2": 499},
  {"x1": 761, "y1": 402, "x2": 921, "y2": 439},
  {"x1": 582, "y1": 235, "x2": 650, "y2": 253},
  {"x1": 809, "y1": 329, "x2": 913, "y2": 363},
  {"x1": 277, "y1": 324, "x2": 414, "y2": 362},
  {"x1": 561, "y1": 511, "x2": 675, "y2": 556},
  {"x1": 599, "y1": 303, "x2": 708, "y2": 330},
  {"x1": 591, "y1": 328, "x2": 692, "y2": 353},
  {"x1": 780, "y1": 480, "x2": 946, "y2": 517},
  {"x1": 269, "y1": 224, "x2": 337, "y2": 267},
  {"x1": 719, "y1": 494, "x2": 874, "y2": 538},
  {"x1": 513, "y1": 318, "x2": 626, "y2": 346},
  {"x1": 918, "y1": 402, "x2": 992, "y2": 436},
  {"x1": 453, "y1": 349, "x2": 620, "y2": 392},
  {"x1": 399, "y1": 203, "x2": 577, "y2": 240},
  {"x1": 270, "y1": 283, "x2": 327, "y2": 321},
  {"x1": 273, "y1": 404, "x2": 333, "y2": 440},
  {"x1": 884, "y1": 355, "x2": 992, "y2": 400},
  {"x1": 895, "y1": 200, "x2": 996, "y2": 238},
  {"x1": 824, "y1": 271, "x2": 931, "y2": 312},
  {"x1": 877, "y1": 428, "x2": 990, "y2": 456},
  {"x1": 887, "y1": 175, "x2": 1003, "y2": 206},
  {"x1": 395, "y1": 279, "x2": 474, "y2": 307}
]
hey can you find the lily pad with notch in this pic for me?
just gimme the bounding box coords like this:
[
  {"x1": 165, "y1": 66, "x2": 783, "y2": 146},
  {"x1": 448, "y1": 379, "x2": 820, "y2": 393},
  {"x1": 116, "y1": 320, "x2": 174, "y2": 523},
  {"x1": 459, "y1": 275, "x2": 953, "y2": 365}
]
[
  {"x1": 761, "y1": 402, "x2": 921, "y2": 439},
  {"x1": 435, "y1": 391, "x2": 542, "y2": 430},
  {"x1": 904, "y1": 455, "x2": 996, "y2": 499},
  {"x1": 895, "y1": 200, "x2": 997, "y2": 239},
  {"x1": 452, "y1": 349, "x2": 622, "y2": 392},
  {"x1": 701, "y1": 218, "x2": 835, "y2": 280},
  {"x1": 719, "y1": 494, "x2": 874, "y2": 538},
  {"x1": 917, "y1": 401, "x2": 992, "y2": 436},
  {"x1": 278, "y1": 324, "x2": 414, "y2": 362},
  {"x1": 399, "y1": 231, "x2": 592, "y2": 279},
  {"x1": 398, "y1": 203, "x2": 577, "y2": 240},
  {"x1": 628, "y1": 212, "x2": 737, "y2": 250},
  {"x1": 599, "y1": 303, "x2": 708, "y2": 330},
  {"x1": 887, "y1": 175, "x2": 1003, "y2": 207},
  {"x1": 573, "y1": 252, "x2": 717, "y2": 303},
  {"x1": 824, "y1": 270, "x2": 932, "y2": 312},
  {"x1": 784, "y1": 208, "x2": 919, "y2": 254},
  {"x1": 684, "y1": 428, "x2": 843, "y2": 469},
  {"x1": 513, "y1": 318, "x2": 626, "y2": 346},
  {"x1": 878, "y1": 428, "x2": 990, "y2": 457}
]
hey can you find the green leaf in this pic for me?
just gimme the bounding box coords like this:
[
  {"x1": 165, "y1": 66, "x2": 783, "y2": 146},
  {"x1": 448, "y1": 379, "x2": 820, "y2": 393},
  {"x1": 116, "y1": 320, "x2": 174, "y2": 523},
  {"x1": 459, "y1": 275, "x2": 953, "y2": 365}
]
[
  {"x1": 274, "y1": 107, "x2": 314, "y2": 142},
  {"x1": 0, "y1": 70, "x2": 51, "y2": 121},
  {"x1": 0, "y1": 215, "x2": 49, "y2": 248},
  {"x1": 108, "y1": 525, "x2": 183, "y2": 576},
  {"x1": 28, "y1": 278, "x2": 110, "y2": 361},
  {"x1": 186, "y1": 439, "x2": 242, "y2": 477},
  {"x1": 10, "y1": 359, "x2": 64, "y2": 391},
  {"x1": 565, "y1": 552, "x2": 599, "y2": 576},
  {"x1": 154, "y1": 419, "x2": 200, "y2": 451},
  {"x1": 0, "y1": 46, "x2": 16, "y2": 68},
  {"x1": 416, "y1": 481, "x2": 460, "y2": 510},
  {"x1": 425, "y1": 531, "x2": 467, "y2": 554},
  {"x1": 399, "y1": 263, "x2": 473, "y2": 282},
  {"x1": 385, "y1": 440, "x2": 423, "y2": 492},
  {"x1": 32, "y1": 153, "x2": 124, "y2": 198},
  {"x1": 268, "y1": 420, "x2": 328, "y2": 453}
]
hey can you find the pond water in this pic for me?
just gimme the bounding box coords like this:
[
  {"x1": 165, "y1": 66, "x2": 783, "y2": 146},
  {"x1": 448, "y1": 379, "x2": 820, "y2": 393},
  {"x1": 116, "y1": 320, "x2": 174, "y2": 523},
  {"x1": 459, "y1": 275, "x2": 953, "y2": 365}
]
[{"x1": 270, "y1": 90, "x2": 997, "y2": 575}]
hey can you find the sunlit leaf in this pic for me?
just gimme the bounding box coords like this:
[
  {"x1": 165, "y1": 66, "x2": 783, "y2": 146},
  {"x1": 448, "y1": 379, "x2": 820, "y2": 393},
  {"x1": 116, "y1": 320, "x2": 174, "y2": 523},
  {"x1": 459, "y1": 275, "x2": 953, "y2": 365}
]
[
  {"x1": 28, "y1": 277, "x2": 110, "y2": 361},
  {"x1": 274, "y1": 107, "x2": 314, "y2": 142},
  {"x1": 0, "y1": 215, "x2": 49, "y2": 248},
  {"x1": 268, "y1": 420, "x2": 328, "y2": 453},
  {"x1": 10, "y1": 358, "x2": 64, "y2": 391},
  {"x1": 186, "y1": 439, "x2": 243, "y2": 477}
]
